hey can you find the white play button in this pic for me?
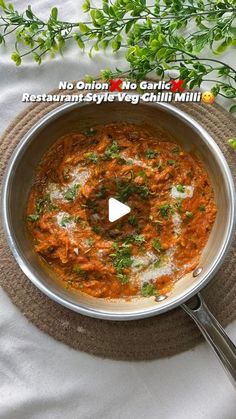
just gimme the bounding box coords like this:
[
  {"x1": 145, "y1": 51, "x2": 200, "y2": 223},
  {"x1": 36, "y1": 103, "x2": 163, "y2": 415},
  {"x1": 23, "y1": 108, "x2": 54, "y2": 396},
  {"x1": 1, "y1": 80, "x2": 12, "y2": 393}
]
[{"x1": 108, "y1": 198, "x2": 131, "y2": 222}]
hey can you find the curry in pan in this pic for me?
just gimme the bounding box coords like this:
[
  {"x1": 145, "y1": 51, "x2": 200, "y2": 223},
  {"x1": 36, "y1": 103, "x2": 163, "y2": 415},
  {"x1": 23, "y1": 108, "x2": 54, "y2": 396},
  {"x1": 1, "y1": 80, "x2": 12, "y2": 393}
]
[{"x1": 27, "y1": 123, "x2": 216, "y2": 299}]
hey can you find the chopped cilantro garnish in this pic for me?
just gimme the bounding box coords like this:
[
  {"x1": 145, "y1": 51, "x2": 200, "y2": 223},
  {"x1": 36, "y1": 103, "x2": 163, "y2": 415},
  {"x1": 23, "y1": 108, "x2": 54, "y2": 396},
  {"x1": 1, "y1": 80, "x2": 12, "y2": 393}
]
[
  {"x1": 154, "y1": 259, "x2": 161, "y2": 268},
  {"x1": 85, "y1": 151, "x2": 98, "y2": 164},
  {"x1": 137, "y1": 185, "x2": 149, "y2": 198},
  {"x1": 153, "y1": 161, "x2": 164, "y2": 172},
  {"x1": 117, "y1": 158, "x2": 127, "y2": 165},
  {"x1": 155, "y1": 221, "x2": 163, "y2": 234},
  {"x1": 72, "y1": 264, "x2": 83, "y2": 274},
  {"x1": 117, "y1": 273, "x2": 129, "y2": 285},
  {"x1": 175, "y1": 198, "x2": 183, "y2": 212},
  {"x1": 138, "y1": 170, "x2": 148, "y2": 181},
  {"x1": 128, "y1": 215, "x2": 138, "y2": 227},
  {"x1": 132, "y1": 260, "x2": 144, "y2": 269},
  {"x1": 36, "y1": 195, "x2": 51, "y2": 213},
  {"x1": 132, "y1": 234, "x2": 146, "y2": 246},
  {"x1": 145, "y1": 149, "x2": 158, "y2": 159},
  {"x1": 92, "y1": 225, "x2": 101, "y2": 234},
  {"x1": 199, "y1": 204, "x2": 206, "y2": 212},
  {"x1": 186, "y1": 211, "x2": 194, "y2": 219},
  {"x1": 82, "y1": 199, "x2": 97, "y2": 210},
  {"x1": 152, "y1": 238, "x2": 162, "y2": 252},
  {"x1": 87, "y1": 237, "x2": 94, "y2": 247},
  {"x1": 61, "y1": 214, "x2": 71, "y2": 227},
  {"x1": 96, "y1": 185, "x2": 108, "y2": 199},
  {"x1": 116, "y1": 179, "x2": 149, "y2": 201},
  {"x1": 110, "y1": 242, "x2": 133, "y2": 284},
  {"x1": 176, "y1": 184, "x2": 185, "y2": 193},
  {"x1": 172, "y1": 147, "x2": 180, "y2": 154},
  {"x1": 27, "y1": 214, "x2": 40, "y2": 222},
  {"x1": 104, "y1": 140, "x2": 120, "y2": 160},
  {"x1": 141, "y1": 282, "x2": 158, "y2": 297},
  {"x1": 33, "y1": 194, "x2": 58, "y2": 218},
  {"x1": 167, "y1": 159, "x2": 176, "y2": 166},
  {"x1": 83, "y1": 128, "x2": 97, "y2": 137},
  {"x1": 159, "y1": 203, "x2": 170, "y2": 219},
  {"x1": 116, "y1": 180, "x2": 134, "y2": 201},
  {"x1": 64, "y1": 184, "x2": 79, "y2": 201}
]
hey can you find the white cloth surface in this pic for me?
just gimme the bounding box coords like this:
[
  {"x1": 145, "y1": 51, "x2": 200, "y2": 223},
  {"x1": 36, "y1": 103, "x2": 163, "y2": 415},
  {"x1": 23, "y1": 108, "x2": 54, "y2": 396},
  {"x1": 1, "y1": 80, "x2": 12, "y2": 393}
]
[{"x1": 0, "y1": 1, "x2": 236, "y2": 418}]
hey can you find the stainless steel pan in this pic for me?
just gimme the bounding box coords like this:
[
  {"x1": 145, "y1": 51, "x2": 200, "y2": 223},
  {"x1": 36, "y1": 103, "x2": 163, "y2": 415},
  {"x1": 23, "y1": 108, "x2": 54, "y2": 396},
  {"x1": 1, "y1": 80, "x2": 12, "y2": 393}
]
[{"x1": 1, "y1": 98, "x2": 236, "y2": 385}]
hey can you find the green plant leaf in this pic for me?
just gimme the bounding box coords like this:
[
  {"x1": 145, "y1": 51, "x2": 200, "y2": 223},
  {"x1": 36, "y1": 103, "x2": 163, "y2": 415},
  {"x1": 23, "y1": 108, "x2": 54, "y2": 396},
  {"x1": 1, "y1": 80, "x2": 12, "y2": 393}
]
[
  {"x1": 50, "y1": 7, "x2": 58, "y2": 21},
  {"x1": 228, "y1": 138, "x2": 236, "y2": 150},
  {"x1": 25, "y1": 6, "x2": 33, "y2": 19},
  {"x1": 79, "y1": 22, "x2": 90, "y2": 34},
  {"x1": 0, "y1": 0, "x2": 6, "y2": 9},
  {"x1": 73, "y1": 33, "x2": 85, "y2": 49},
  {"x1": 33, "y1": 52, "x2": 41, "y2": 64},
  {"x1": 82, "y1": 0, "x2": 90, "y2": 12},
  {"x1": 11, "y1": 51, "x2": 21, "y2": 66},
  {"x1": 229, "y1": 105, "x2": 236, "y2": 113}
]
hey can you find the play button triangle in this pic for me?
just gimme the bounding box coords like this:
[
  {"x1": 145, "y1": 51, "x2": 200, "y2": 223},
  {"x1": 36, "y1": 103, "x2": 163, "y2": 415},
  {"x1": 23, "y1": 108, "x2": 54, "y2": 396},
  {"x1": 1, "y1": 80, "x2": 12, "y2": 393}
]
[{"x1": 108, "y1": 198, "x2": 131, "y2": 222}]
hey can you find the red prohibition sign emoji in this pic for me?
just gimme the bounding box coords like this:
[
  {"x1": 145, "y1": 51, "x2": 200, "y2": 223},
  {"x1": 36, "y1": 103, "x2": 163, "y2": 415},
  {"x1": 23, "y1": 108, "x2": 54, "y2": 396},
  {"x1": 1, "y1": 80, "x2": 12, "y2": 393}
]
[{"x1": 109, "y1": 79, "x2": 123, "y2": 92}]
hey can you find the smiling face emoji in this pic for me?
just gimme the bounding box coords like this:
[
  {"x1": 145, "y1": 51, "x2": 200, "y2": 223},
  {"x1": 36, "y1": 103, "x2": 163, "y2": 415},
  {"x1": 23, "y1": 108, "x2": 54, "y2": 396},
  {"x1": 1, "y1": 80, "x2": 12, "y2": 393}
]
[{"x1": 202, "y1": 91, "x2": 215, "y2": 104}]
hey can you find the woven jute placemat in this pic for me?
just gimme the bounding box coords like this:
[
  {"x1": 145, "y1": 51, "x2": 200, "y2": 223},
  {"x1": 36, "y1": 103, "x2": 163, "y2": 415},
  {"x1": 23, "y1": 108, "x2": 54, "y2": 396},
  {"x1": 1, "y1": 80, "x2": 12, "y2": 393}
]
[{"x1": 0, "y1": 84, "x2": 236, "y2": 360}]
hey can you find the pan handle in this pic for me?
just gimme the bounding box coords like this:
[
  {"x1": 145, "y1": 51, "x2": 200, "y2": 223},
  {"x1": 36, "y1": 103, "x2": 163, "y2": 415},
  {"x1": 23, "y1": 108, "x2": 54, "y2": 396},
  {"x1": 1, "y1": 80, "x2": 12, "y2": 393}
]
[{"x1": 182, "y1": 293, "x2": 236, "y2": 387}]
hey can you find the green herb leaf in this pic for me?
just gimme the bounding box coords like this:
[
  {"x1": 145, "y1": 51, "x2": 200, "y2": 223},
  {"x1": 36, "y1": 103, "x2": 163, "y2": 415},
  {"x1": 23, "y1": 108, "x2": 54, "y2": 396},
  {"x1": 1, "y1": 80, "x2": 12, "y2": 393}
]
[
  {"x1": 74, "y1": 215, "x2": 81, "y2": 223},
  {"x1": 176, "y1": 184, "x2": 185, "y2": 193},
  {"x1": 199, "y1": 204, "x2": 206, "y2": 212},
  {"x1": 174, "y1": 198, "x2": 183, "y2": 213},
  {"x1": 61, "y1": 214, "x2": 71, "y2": 227},
  {"x1": 154, "y1": 259, "x2": 161, "y2": 269},
  {"x1": 128, "y1": 215, "x2": 138, "y2": 226},
  {"x1": 132, "y1": 234, "x2": 146, "y2": 246},
  {"x1": 152, "y1": 238, "x2": 162, "y2": 252},
  {"x1": 83, "y1": 128, "x2": 97, "y2": 137},
  {"x1": 27, "y1": 214, "x2": 40, "y2": 222},
  {"x1": 85, "y1": 151, "x2": 98, "y2": 163},
  {"x1": 64, "y1": 184, "x2": 79, "y2": 201},
  {"x1": 145, "y1": 149, "x2": 158, "y2": 159},
  {"x1": 185, "y1": 211, "x2": 193, "y2": 219},
  {"x1": 172, "y1": 147, "x2": 180, "y2": 154},
  {"x1": 73, "y1": 264, "x2": 83, "y2": 275},
  {"x1": 92, "y1": 225, "x2": 101, "y2": 234},
  {"x1": 136, "y1": 185, "x2": 149, "y2": 199},
  {"x1": 141, "y1": 282, "x2": 158, "y2": 297},
  {"x1": 35, "y1": 195, "x2": 58, "y2": 214},
  {"x1": 159, "y1": 203, "x2": 170, "y2": 219},
  {"x1": 117, "y1": 273, "x2": 129, "y2": 284},
  {"x1": 110, "y1": 241, "x2": 133, "y2": 283},
  {"x1": 87, "y1": 237, "x2": 94, "y2": 247},
  {"x1": 104, "y1": 140, "x2": 120, "y2": 160}
]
